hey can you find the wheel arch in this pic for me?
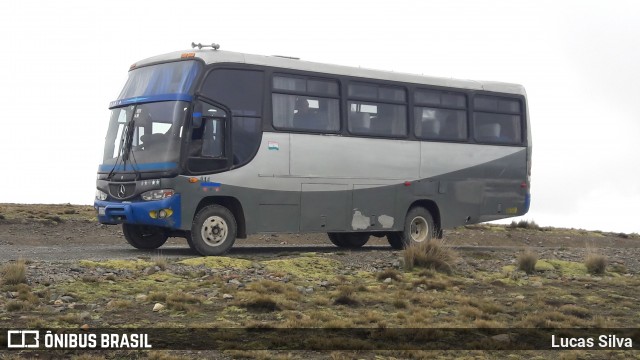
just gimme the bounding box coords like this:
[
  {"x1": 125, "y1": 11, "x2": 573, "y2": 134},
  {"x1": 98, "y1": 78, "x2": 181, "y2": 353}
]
[
  {"x1": 407, "y1": 199, "x2": 442, "y2": 238},
  {"x1": 195, "y1": 196, "x2": 247, "y2": 238}
]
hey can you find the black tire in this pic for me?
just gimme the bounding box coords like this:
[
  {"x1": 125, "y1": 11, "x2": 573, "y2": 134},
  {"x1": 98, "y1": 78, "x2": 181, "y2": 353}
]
[
  {"x1": 190, "y1": 205, "x2": 237, "y2": 256},
  {"x1": 387, "y1": 207, "x2": 435, "y2": 249},
  {"x1": 327, "y1": 232, "x2": 370, "y2": 248},
  {"x1": 184, "y1": 232, "x2": 197, "y2": 253},
  {"x1": 122, "y1": 224, "x2": 168, "y2": 250}
]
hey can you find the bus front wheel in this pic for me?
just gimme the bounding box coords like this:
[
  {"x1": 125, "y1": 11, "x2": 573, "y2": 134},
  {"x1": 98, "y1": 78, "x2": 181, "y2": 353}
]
[
  {"x1": 190, "y1": 205, "x2": 237, "y2": 256},
  {"x1": 122, "y1": 224, "x2": 168, "y2": 250},
  {"x1": 387, "y1": 207, "x2": 435, "y2": 249},
  {"x1": 327, "y1": 232, "x2": 370, "y2": 248}
]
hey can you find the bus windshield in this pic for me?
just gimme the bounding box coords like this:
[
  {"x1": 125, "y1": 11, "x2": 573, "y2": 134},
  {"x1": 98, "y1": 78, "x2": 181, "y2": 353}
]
[
  {"x1": 112, "y1": 60, "x2": 201, "y2": 106},
  {"x1": 101, "y1": 101, "x2": 189, "y2": 172}
]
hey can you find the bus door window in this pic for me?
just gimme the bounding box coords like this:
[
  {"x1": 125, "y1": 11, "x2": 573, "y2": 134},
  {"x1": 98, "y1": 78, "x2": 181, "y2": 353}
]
[
  {"x1": 201, "y1": 119, "x2": 225, "y2": 157},
  {"x1": 190, "y1": 103, "x2": 226, "y2": 158}
]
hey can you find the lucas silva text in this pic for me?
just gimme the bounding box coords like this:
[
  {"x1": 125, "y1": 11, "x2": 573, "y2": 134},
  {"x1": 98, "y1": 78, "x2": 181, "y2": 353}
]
[{"x1": 551, "y1": 334, "x2": 633, "y2": 349}]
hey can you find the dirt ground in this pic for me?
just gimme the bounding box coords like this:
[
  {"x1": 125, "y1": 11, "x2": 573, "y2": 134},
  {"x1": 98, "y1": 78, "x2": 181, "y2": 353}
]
[{"x1": 1, "y1": 203, "x2": 639, "y2": 269}]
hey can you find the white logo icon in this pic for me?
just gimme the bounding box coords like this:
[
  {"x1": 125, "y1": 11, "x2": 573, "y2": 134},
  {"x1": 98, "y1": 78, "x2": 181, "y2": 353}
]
[{"x1": 7, "y1": 330, "x2": 40, "y2": 348}]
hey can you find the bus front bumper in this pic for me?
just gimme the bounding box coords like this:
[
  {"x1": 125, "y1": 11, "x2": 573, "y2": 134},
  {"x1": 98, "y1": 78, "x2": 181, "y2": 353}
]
[{"x1": 94, "y1": 194, "x2": 181, "y2": 229}]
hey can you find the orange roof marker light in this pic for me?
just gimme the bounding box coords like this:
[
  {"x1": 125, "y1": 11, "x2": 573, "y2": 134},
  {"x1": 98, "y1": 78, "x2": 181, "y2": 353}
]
[{"x1": 181, "y1": 53, "x2": 196, "y2": 59}]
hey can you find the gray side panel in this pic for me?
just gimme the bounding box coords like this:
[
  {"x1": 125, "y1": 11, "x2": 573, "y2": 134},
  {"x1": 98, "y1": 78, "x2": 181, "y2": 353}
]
[
  {"x1": 258, "y1": 204, "x2": 299, "y2": 232},
  {"x1": 300, "y1": 184, "x2": 349, "y2": 231},
  {"x1": 351, "y1": 184, "x2": 398, "y2": 230},
  {"x1": 291, "y1": 135, "x2": 419, "y2": 180}
]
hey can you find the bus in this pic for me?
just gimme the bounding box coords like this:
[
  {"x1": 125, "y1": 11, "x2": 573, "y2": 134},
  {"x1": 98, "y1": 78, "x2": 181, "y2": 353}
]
[{"x1": 95, "y1": 43, "x2": 531, "y2": 256}]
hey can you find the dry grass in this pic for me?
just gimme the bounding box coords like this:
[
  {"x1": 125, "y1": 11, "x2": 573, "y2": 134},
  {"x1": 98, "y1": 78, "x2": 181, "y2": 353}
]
[
  {"x1": 559, "y1": 304, "x2": 592, "y2": 319},
  {"x1": 148, "y1": 292, "x2": 167, "y2": 302},
  {"x1": 585, "y1": 253, "x2": 607, "y2": 275},
  {"x1": 411, "y1": 277, "x2": 449, "y2": 290},
  {"x1": 402, "y1": 240, "x2": 456, "y2": 274},
  {"x1": 248, "y1": 279, "x2": 286, "y2": 294},
  {"x1": 6, "y1": 301, "x2": 32, "y2": 312},
  {"x1": 242, "y1": 294, "x2": 281, "y2": 312},
  {"x1": 1, "y1": 258, "x2": 27, "y2": 285},
  {"x1": 508, "y1": 219, "x2": 540, "y2": 230},
  {"x1": 166, "y1": 292, "x2": 202, "y2": 313},
  {"x1": 152, "y1": 254, "x2": 168, "y2": 271},
  {"x1": 106, "y1": 300, "x2": 133, "y2": 309},
  {"x1": 332, "y1": 285, "x2": 360, "y2": 306},
  {"x1": 376, "y1": 268, "x2": 402, "y2": 281},
  {"x1": 517, "y1": 249, "x2": 538, "y2": 274}
]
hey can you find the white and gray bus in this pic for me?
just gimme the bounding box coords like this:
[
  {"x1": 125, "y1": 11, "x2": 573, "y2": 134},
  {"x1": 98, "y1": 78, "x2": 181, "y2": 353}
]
[{"x1": 95, "y1": 45, "x2": 531, "y2": 256}]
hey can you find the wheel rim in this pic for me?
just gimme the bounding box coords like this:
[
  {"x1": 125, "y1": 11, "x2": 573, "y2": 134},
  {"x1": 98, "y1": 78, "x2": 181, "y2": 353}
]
[
  {"x1": 201, "y1": 216, "x2": 228, "y2": 247},
  {"x1": 410, "y1": 216, "x2": 429, "y2": 242}
]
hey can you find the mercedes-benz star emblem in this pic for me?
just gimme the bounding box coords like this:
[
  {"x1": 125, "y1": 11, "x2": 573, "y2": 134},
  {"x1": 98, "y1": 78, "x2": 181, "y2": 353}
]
[{"x1": 118, "y1": 184, "x2": 126, "y2": 198}]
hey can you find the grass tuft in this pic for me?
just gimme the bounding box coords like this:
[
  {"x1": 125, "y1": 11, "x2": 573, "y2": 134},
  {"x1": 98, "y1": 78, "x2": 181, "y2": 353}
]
[
  {"x1": 517, "y1": 249, "x2": 538, "y2": 274},
  {"x1": 152, "y1": 254, "x2": 168, "y2": 271},
  {"x1": 1, "y1": 258, "x2": 27, "y2": 285},
  {"x1": 508, "y1": 219, "x2": 540, "y2": 230},
  {"x1": 332, "y1": 286, "x2": 360, "y2": 307},
  {"x1": 585, "y1": 253, "x2": 607, "y2": 275},
  {"x1": 243, "y1": 295, "x2": 281, "y2": 312},
  {"x1": 402, "y1": 240, "x2": 456, "y2": 274},
  {"x1": 376, "y1": 268, "x2": 402, "y2": 281}
]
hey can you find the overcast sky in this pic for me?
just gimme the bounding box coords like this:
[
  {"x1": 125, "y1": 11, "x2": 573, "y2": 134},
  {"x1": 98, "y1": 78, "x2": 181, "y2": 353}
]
[{"x1": 0, "y1": 0, "x2": 638, "y2": 233}]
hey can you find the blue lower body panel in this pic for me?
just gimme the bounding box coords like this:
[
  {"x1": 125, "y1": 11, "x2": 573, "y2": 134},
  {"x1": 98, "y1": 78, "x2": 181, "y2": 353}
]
[
  {"x1": 94, "y1": 194, "x2": 181, "y2": 229},
  {"x1": 524, "y1": 193, "x2": 531, "y2": 213}
]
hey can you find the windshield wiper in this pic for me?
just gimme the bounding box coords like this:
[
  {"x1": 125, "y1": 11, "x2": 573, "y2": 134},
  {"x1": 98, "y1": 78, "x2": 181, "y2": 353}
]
[{"x1": 107, "y1": 118, "x2": 140, "y2": 181}]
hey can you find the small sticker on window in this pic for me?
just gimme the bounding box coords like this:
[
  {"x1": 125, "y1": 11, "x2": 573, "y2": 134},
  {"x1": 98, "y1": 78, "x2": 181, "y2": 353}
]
[{"x1": 268, "y1": 141, "x2": 279, "y2": 150}]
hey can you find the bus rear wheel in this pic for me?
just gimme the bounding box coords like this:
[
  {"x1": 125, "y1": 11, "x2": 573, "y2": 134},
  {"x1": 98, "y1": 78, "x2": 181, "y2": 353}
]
[
  {"x1": 327, "y1": 232, "x2": 370, "y2": 248},
  {"x1": 190, "y1": 205, "x2": 237, "y2": 256},
  {"x1": 122, "y1": 224, "x2": 168, "y2": 250},
  {"x1": 387, "y1": 207, "x2": 435, "y2": 249}
]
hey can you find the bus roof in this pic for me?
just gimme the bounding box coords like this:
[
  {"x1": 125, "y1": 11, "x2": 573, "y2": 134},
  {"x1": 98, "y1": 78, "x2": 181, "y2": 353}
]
[{"x1": 134, "y1": 49, "x2": 526, "y2": 96}]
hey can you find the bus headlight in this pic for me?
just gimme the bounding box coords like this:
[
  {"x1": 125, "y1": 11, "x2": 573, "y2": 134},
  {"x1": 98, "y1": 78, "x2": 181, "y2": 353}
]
[
  {"x1": 141, "y1": 189, "x2": 175, "y2": 201},
  {"x1": 96, "y1": 189, "x2": 108, "y2": 201}
]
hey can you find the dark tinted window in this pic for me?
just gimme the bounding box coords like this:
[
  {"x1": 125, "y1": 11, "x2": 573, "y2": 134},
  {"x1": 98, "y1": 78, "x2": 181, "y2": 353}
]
[
  {"x1": 348, "y1": 82, "x2": 406, "y2": 103},
  {"x1": 414, "y1": 107, "x2": 467, "y2": 141},
  {"x1": 473, "y1": 113, "x2": 522, "y2": 144},
  {"x1": 348, "y1": 101, "x2": 406, "y2": 137},
  {"x1": 415, "y1": 89, "x2": 466, "y2": 109},
  {"x1": 201, "y1": 69, "x2": 263, "y2": 116},
  {"x1": 272, "y1": 75, "x2": 340, "y2": 132},
  {"x1": 273, "y1": 94, "x2": 339, "y2": 131},
  {"x1": 232, "y1": 117, "x2": 262, "y2": 163},
  {"x1": 308, "y1": 79, "x2": 339, "y2": 96},
  {"x1": 472, "y1": 95, "x2": 523, "y2": 145},
  {"x1": 273, "y1": 76, "x2": 306, "y2": 92},
  {"x1": 474, "y1": 95, "x2": 520, "y2": 113},
  {"x1": 379, "y1": 87, "x2": 406, "y2": 102},
  {"x1": 348, "y1": 83, "x2": 377, "y2": 99}
]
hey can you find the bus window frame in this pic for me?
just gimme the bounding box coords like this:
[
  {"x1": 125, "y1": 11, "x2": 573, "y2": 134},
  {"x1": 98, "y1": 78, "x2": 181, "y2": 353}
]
[
  {"x1": 271, "y1": 72, "x2": 342, "y2": 135},
  {"x1": 469, "y1": 92, "x2": 527, "y2": 147}
]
